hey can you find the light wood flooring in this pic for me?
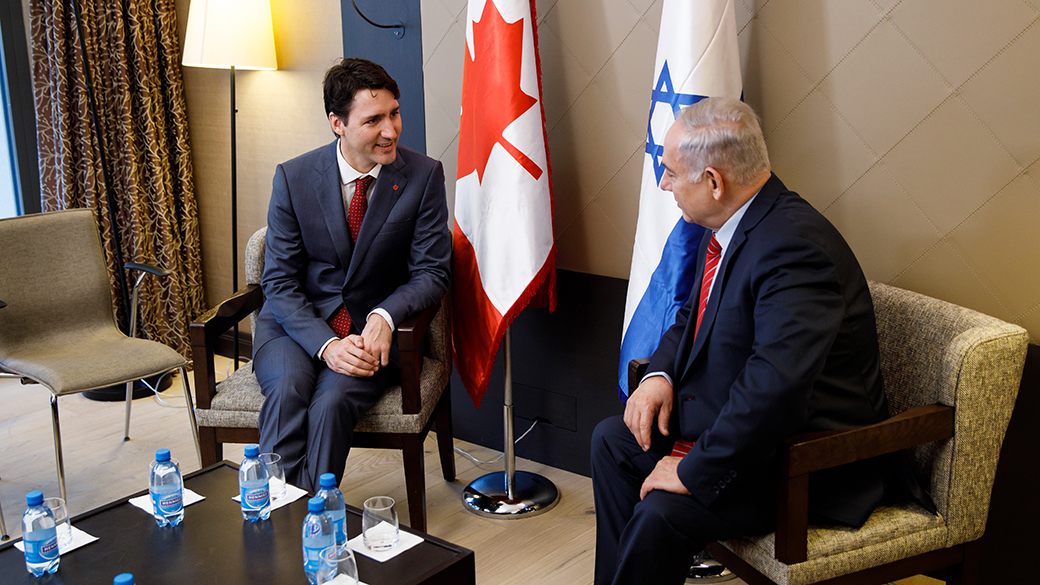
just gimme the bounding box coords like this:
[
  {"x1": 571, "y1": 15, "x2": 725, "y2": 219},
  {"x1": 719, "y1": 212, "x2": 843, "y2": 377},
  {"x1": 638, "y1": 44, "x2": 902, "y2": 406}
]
[{"x1": 0, "y1": 362, "x2": 938, "y2": 585}]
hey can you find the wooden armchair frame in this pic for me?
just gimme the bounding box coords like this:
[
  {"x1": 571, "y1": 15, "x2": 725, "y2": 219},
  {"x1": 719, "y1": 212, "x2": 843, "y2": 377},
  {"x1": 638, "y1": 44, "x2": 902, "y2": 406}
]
[{"x1": 190, "y1": 282, "x2": 456, "y2": 532}]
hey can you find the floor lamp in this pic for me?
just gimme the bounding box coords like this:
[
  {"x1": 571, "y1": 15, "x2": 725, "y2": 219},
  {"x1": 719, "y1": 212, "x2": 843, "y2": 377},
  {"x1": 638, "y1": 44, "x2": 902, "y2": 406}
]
[{"x1": 182, "y1": 0, "x2": 277, "y2": 369}]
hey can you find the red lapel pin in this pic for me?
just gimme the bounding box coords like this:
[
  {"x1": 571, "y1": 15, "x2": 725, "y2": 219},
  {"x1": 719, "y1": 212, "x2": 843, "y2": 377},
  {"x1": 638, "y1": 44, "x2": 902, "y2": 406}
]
[{"x1": 393, "y1": 185, "x2": 399, "y2": 190}]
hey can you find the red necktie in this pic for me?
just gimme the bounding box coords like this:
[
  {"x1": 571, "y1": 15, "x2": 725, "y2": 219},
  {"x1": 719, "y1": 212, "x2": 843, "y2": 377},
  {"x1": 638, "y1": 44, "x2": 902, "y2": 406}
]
[
  {"x1": 671, "y1": 233, "x2": 722, "y2": 458},
  {"x1": 329, "y1": 175, "x2": 373, "y2": 338}
]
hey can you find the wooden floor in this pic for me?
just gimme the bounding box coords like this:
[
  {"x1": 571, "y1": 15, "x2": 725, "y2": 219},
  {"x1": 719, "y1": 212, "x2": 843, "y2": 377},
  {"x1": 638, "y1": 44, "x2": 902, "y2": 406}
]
[{"x1": 0, "y1": 363, "x2": 937, "y2": 585}]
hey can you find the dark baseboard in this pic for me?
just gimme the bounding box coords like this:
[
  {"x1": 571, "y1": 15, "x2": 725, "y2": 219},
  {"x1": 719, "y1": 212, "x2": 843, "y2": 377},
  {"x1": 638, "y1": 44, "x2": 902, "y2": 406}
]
[{"x1": 213, "y1": 328, "x2": 253, "y2": 362}]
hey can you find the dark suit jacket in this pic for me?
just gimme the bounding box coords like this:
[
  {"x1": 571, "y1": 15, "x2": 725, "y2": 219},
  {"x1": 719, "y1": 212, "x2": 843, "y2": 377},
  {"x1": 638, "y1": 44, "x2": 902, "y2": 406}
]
[
  {"x1": 255, "y1": 141, "x2": 451, "y2": 360},
  {"x1": 648, "y1": 173, "x2": 893, "y2": 526}
]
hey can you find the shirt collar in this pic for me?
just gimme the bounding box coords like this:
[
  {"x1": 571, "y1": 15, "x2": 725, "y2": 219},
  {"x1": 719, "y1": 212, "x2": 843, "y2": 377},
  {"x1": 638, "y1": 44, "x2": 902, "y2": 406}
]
[
  {"x1": 336, "y1": 138, "x2": 382, "y2": 185},
  {"x1": 713, "y1": 189, "x2": 760, "y2": 250}
]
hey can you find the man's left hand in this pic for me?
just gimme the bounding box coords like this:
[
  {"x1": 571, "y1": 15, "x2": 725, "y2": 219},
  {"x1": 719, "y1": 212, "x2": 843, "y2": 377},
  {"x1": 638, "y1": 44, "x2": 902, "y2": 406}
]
[
  {"x1": 361, "y1": 313, "x2": 393, "y2": 368},
  {"x1": 639, "y1": 455, "x2": 691, "y2": 500}
]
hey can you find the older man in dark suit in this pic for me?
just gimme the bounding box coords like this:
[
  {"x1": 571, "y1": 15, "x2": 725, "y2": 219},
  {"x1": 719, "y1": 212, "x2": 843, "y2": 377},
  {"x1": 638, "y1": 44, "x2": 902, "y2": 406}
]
[
  {"x1": 255, "y1": 58, "x2": 450, "y2": 492},
  {"x1": 592, "y1": 97, "x2": 931, "y2": 585}
]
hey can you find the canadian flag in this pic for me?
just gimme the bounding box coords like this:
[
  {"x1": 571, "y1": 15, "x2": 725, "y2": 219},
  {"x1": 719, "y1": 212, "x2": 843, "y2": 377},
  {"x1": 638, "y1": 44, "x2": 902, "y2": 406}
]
[{"x1": 453, "y1": 0, "x2": 556, "y2": 407}]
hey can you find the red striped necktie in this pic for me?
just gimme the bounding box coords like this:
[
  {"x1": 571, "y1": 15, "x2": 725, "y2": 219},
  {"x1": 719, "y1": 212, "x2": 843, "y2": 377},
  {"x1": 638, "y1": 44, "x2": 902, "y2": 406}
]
[
  {"x1": 671, "y1": 233, "x2": 722, "y2": 458},
  {"x1": 329, "y1": 175, "x2": 373, "y2": 338}
]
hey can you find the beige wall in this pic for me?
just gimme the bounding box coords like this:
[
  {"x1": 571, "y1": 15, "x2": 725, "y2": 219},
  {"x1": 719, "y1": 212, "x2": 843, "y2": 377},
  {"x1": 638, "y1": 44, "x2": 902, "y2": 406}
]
[
  {"x1": 181, "y1": 0, "x2": 1040, "y2": 342},
  {"x1": 176, "y1": 0, "x2": 344, "y2": 312},
  {"x1": 423, "y1": 0, "x2": 1040, "y2": 342}
]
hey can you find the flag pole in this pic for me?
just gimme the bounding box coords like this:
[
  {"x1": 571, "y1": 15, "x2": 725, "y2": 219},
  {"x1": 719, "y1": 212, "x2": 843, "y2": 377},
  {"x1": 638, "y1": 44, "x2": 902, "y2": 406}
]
[{"x1": 462, "y1": 327, "x2": 559, "y2": 518}]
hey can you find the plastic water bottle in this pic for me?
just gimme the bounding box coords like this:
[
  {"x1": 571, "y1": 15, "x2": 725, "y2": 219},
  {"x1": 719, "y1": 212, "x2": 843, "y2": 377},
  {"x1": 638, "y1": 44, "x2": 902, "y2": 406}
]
[
  {"x1": 317, "y1": 473, "x2": 347, "y2": 545},
  {"x1": 21, "y1": 490, "x2": 60, "y2": 576},
  {"x1": 114, "y1": 573, "x2": 134, "y2": 585},
  {"x1": 149, "y1": 448, "x2": 184, "y2": 527},
  {"x1": 302, "y1": 497, "x2": 336, "y2": 585},
  {"x1": 239, "y1": 444, "x2": 271, "y2": 522}
]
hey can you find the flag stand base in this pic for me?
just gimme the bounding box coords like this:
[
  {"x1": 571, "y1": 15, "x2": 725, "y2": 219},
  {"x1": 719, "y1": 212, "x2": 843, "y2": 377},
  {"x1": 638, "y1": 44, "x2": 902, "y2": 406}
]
[
  {"x1": 463, "y1": 470, "x2": 559, "y2": 518},
  {"x1": 461, "y1": 328, "x2": 560, "y2": 519}
]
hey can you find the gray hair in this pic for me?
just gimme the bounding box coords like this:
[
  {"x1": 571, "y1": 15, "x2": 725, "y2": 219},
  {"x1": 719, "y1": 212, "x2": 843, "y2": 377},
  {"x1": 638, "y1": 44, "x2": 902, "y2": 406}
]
[{"x1": 674, "y1": 97, "x2": 770, "y2": 186}]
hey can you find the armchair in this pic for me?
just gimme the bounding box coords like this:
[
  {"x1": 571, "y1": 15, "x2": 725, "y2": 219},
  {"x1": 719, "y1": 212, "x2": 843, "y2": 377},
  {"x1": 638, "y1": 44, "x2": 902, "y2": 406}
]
[
  {"x1": 628, "y1": 281, "x2": 1027, "y2": 585},
  {"x1": 190, "y1": 227, "x2": 456, "y2": 532}
]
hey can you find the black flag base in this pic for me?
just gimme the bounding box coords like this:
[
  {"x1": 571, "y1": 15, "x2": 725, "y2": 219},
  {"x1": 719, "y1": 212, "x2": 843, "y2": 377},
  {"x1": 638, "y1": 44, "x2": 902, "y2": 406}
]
[{"x1": 462, "y1": 470, "x2": 559, "y2": 519}]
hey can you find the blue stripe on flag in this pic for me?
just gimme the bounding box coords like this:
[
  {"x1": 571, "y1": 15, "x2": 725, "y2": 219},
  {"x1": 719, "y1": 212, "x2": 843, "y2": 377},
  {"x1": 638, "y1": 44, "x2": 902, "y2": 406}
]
[{"x1": 618, "y1": 218, "x2": 705, "y2": 401}]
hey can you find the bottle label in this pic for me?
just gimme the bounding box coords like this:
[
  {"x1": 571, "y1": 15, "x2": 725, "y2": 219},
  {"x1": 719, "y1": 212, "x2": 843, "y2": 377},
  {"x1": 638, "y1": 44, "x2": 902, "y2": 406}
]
[
  {"x1": 24, "y1": 528, "x2": 59, "y2": 563},
  {"x1": 241, "y1": 485, "x2": 270, "y2": 511},
  {"x1": 330, "y1": 511, "x2": 346, "y2": 543},
  {"x1": 302, "y1": 535, "x2": 333, "y2": 572},
  {"x1": 152, "y1": 490, "x2": 183, "y2": 515}
]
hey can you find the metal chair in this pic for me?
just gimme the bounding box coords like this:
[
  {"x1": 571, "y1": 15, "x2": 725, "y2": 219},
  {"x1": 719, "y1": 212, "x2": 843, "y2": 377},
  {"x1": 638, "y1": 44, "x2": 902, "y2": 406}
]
[
  {"x1": 190, "y1": 227, "x2": 456, "y2": 532},
  {"x1": 0, "y1": 210, "x2": 201, "y2": 501}
]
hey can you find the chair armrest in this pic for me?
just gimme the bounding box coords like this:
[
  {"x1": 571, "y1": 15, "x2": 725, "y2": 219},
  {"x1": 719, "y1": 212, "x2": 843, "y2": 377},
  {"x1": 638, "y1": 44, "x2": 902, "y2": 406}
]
[
  {"x1": 774, "y1": 403, "x2": 954, "y2": 564},
  {"x1": 125, "y1": 262, "x2": 173, "y2": 278},
  {"x1": 189, "y1": 284, "x2": 264, "y2": 409},
  {"x1": 627, "y1": 358, "x2": 652, "y2": 396},
  {"x1": 397, "y1": 299, "x2": 443, "y2": 415}
]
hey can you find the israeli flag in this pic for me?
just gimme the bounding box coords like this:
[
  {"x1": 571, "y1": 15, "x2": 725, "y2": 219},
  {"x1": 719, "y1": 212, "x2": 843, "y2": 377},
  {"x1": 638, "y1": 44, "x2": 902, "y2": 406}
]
[{"x1": 619, "y1": 0, "x2": 742, "y2": 401}]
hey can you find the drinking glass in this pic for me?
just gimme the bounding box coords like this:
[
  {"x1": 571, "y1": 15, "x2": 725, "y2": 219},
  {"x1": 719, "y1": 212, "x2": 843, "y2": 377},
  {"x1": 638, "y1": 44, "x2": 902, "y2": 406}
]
[
  {"x1": 43, "y1": 497, "x2": 72, "y2": 550},
  {"x1": 259, "y1": 452, "x2": 286, "y2": 501},
  {"x1": 316, "y1": 544, "x2": 359, "y2": 584},
  {"x1": 362, "y1": 496, "x2": 399, "y2": 551}
]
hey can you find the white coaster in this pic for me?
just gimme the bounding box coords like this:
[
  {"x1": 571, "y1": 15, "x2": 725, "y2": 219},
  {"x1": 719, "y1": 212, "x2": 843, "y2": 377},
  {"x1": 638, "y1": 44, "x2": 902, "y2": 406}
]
[
  {"x1": 128, "y1": 488, "x2": 205, "y2": 516},
  {"x1": 14, "y1": 525, "x2": 98, "y2": 555},
  {"x1": 347, "y1": 522, "x2": 423, "y2": 562},
  {"x1": 231, "y1": 483, "x2": 308, "y2": 511}
]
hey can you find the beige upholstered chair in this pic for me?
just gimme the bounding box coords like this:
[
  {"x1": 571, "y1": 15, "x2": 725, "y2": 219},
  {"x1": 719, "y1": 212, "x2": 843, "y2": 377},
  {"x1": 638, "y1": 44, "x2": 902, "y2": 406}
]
[
  {"x1": 0, "y1": 210, "x2": 201, "y2": 502},
  {"x1": 190, "y1": 227, "x2": 456, "y2": 532},
  {"x1": 630, "y1": 281, "x2": 1028, "y2": 585}
]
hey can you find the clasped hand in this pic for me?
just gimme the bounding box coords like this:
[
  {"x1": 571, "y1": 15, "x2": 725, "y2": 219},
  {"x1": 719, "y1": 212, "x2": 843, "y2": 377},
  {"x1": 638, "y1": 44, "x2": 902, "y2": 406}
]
[
  {"x1": 624, "y1": 376, "x2": 690, "y2": 499},
  {"x1": 321, "y1": 314, "x2": 392, "y2": 377}
]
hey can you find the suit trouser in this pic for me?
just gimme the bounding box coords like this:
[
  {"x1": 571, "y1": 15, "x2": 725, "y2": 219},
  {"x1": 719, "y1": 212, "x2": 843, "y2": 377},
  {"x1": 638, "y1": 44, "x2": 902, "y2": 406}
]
[
  {"x1": 255, "y1": 335, "x2": 397, "y2": 492},
  {"x1": 591, "y1": 416, "x2": 775, "y2": 585}
]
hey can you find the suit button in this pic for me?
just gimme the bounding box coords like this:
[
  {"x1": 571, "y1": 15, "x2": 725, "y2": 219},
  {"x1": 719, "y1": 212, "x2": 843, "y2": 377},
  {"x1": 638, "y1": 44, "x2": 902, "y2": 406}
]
[{"x1": 712, "y1": 487, "x2": 720, "y2": 494}]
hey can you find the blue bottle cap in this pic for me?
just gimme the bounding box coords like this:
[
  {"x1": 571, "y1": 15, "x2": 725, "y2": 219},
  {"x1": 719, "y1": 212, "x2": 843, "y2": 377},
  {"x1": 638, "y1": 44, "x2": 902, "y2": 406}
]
[
  {"x1": 114, "y1": 573, "x2": 135, "y2": 585},
  {"x1": 319, "y1": 473, "x2": 336, "y2": 488},
  {"x1": 155, "y1": 448, "x2": 171, "y2": 462},
  {"x1": 308, "y1": 496, "x2": 326, "y2": 513},
  {"x1": 244, "y1": 444, "x2": 260, "y2": 457},
  {"x1": 26, "y1": 490, "x2": 43, "y2": 506}
]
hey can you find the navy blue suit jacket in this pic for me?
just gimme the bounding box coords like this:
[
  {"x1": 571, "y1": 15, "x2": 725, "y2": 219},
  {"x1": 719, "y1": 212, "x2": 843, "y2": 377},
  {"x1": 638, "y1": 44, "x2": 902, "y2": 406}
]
[
  {"x1": 255, "y1": 141, "x2": 451, "y2": 360},
  {"x1": 648, "y1": 174, "x2": 893, "y2": 526}
]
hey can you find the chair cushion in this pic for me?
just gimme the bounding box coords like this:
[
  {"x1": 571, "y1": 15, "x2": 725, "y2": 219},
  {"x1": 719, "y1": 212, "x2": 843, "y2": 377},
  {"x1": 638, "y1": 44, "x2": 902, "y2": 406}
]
[
  {"x1": 719, "y1": 502, "x2": 945, "y2": 585},
  {"x1": 195, "y1": 356, "x2": 450, "y2": 435}
]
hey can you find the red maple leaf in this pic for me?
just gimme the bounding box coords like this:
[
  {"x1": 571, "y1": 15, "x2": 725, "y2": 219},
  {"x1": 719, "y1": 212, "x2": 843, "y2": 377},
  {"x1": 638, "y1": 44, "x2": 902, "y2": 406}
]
[{"x1": 457, "y1": 1, "x2": 543, "y2": 183}]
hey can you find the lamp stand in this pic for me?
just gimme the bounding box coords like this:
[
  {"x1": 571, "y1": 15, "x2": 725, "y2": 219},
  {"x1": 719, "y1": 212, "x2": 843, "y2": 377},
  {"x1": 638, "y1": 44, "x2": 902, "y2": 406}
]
[
  {"x1": 462, "y1": 328, "x2": 560, "y2": 518},
  {"x1": 230, "y1": 65, "x2": 241, "y2": 371}
]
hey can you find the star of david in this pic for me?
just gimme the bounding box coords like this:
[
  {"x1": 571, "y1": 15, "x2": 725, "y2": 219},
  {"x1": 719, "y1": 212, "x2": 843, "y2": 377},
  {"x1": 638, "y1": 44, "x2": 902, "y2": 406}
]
[{"x1": 645, "y1": 61, "x2": 705, "y2": 184}]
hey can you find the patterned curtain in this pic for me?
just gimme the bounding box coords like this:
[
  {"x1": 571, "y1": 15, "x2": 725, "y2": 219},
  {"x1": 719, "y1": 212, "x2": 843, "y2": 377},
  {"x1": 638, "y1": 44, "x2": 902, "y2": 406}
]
[{"x1": 30, "y1": 0, "x2": 205, "y2": 360}]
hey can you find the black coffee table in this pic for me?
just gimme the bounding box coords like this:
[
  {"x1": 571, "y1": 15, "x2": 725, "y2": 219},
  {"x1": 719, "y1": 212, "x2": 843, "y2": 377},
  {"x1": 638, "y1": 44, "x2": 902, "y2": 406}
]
[{"x1": 0, "y1": 462, "x2": 474, "y2": 585}]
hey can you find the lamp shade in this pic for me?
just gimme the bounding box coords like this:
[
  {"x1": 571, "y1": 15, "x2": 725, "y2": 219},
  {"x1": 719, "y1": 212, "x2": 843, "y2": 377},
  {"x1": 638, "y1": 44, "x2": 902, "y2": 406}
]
[{"x1": 182, "y1": 0, "x2": 277, "y2": 70}]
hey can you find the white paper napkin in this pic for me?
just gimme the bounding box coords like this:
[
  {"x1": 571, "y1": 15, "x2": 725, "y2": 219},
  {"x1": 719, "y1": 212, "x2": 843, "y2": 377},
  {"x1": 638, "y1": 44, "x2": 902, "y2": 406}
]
[
  {"x1": 231, "y1": 483, "x2": 308, "y2": 511},
  {"x1": 14, "y1": 525, "x2": 98, "y2": 555},
  {"x1": 128, "y1": 488, "x2": 205, "y2": 516},
  {"x1": 347, "y1": 522, "x2": 423, "y2": 562}
]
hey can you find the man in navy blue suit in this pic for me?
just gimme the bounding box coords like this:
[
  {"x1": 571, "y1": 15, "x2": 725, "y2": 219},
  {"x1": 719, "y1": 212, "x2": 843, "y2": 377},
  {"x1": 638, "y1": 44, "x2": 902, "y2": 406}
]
[
  {"x1": 592, "y1": 97, "x2": 928, "y2": 585},
  {"x1": 255, "y1": 59, "x2": 451, "y2": 492}
]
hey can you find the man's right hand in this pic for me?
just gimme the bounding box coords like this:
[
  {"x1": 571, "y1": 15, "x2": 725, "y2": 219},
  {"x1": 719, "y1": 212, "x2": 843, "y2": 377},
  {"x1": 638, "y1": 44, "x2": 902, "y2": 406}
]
[
  {"x1": 321, "y1": 336, "x2": 380, "y2": 377},
  {"x1": 623, "y1": 375, "x2": 674, "y2": 451}
]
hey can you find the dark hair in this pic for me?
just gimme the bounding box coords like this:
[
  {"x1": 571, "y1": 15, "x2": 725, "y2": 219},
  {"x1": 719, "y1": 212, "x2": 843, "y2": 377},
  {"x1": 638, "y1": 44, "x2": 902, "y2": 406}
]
[{"x1": 323, "y1": 58, "x2": 401, "y2": 122}]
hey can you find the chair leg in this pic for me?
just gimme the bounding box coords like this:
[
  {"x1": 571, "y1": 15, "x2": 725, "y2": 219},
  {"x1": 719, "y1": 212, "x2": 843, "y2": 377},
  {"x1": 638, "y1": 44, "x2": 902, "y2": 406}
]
[
  {"x1": 434, "y1": 391, "x2": 456, "y2": 482},
  {"x1": 123, "y1": 380, "x2": 134, "y2": 441},
  {"x1": 199, "y1": 426, "x2": 222, "y2": 468},
  {"x1": 402, "y1": 435, "x2": 427, "y2": 533},
  {"x1": 0, "y1": 494, "x2": 8, "y2": 540},
  {"x1": 50, "y1": 395, "x2": 67, "y2": 502},
  {"x1": 179, "y1": 367, "x2": 202, "y2": 466}
]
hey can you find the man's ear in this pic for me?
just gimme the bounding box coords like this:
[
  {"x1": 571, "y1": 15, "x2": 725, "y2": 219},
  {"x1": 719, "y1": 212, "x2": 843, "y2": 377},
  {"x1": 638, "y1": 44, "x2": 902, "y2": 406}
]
[
  {"x1": 329, "y1": 112, "x2": 344, "y2": 136},
  {"x1": 705, "y1": 167, "x2": 725, "y2": 202}
]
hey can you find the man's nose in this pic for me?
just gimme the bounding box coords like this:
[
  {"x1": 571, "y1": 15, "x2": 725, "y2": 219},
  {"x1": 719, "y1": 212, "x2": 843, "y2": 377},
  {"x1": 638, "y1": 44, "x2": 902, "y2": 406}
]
[{"x1": 660, "y1": 175, "x2": 672, "y2": 191}]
